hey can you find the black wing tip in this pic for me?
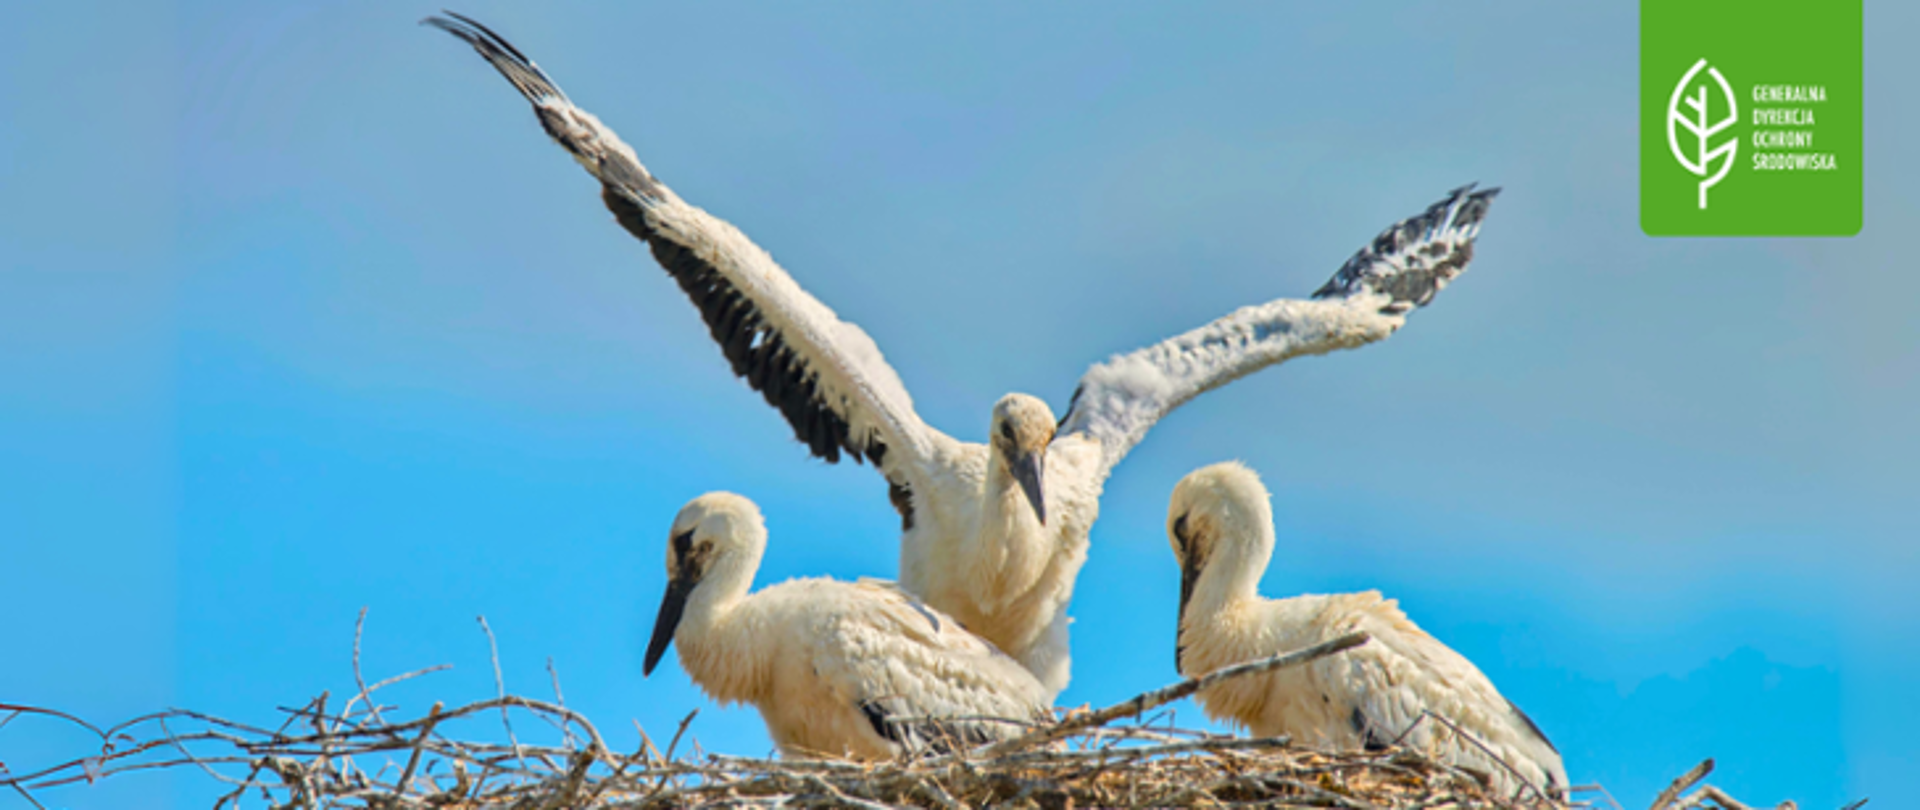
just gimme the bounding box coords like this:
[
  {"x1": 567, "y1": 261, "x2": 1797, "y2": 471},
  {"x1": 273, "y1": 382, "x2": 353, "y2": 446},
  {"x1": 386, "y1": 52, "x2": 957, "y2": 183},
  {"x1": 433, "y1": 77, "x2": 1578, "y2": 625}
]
[
  {"x1": 420, "y1": 12, "x2": 481, "y2": 46},
  {"x1": 422, "y1": 11, "x2": 530, "y2": 66},
  {"x1": 1310, "y1": 181, "x2": 1500, "y2": 309},
  {"x1": 421, "y1": 11, "x2": 521, "y2": 67},
  {"x1": 1506, "y1": 697, "x2": 1559, "y2": 755},
  {"x1": 1420, "y1": 181, "x2": 1499, "y2": 236},
  {"x1": 423, "y1": 10, "x2": 567, "y2": 106},
  {"x1": 442, "y1": 11, "x2": 533, "y2": 64},
  {"x1": 858, "y1": 698, "x2": 1010, "y2": 755},
  {"x1": 859, "y1": 700, "x2": 905, "y2": 745},
  {"x1": 1446, "y1": 182, "x2": 1501, "y2": 232},
  {"x1": 432, "y1": 13, "x2": 884, "y2": 472}
]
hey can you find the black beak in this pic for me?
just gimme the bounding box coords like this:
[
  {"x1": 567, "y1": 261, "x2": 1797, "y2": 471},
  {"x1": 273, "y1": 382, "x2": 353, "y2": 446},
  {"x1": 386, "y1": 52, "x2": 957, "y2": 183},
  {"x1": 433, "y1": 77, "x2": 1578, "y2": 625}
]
[
  {"x1": 643, "y1": 576, "x2": 695, "y2": 676},
  {"x1": 1010, "y1": 447, "x2": 1047, "y2": 525},
  {"x1": 1176, "y1": 556, "x2": 1199, "y2": 673}
]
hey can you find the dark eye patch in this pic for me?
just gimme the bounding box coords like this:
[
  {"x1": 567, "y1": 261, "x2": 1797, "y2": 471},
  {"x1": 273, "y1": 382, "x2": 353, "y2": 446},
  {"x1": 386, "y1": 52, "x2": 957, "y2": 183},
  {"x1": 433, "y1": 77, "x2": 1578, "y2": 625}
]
[
  {"x1": 1000, "y1": 421, "x2": 1016, "y2": 442},
  {"x1": 1171, "y1": 513, "x2": 1191, "y2": 550},
  {"x1": 673, "y1": 535, "x2": 718, "y2": 582}
]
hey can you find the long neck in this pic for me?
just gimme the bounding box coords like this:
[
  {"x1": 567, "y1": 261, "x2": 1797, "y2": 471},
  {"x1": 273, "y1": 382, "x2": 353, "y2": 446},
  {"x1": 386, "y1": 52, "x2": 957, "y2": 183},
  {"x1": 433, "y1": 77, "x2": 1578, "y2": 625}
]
[
  {"x1": 1185, "y1": 527, "x2": 1273, "y2": 627},
  {"x1": 673, "y1": 562, "x2": 768, "y2": 704},
  {"x1": 971, "y1": 446, "x2": 1049, "y2": 611},
  {"x1": 981, "y1": 448, "x2": 1035, "y2": 528}
]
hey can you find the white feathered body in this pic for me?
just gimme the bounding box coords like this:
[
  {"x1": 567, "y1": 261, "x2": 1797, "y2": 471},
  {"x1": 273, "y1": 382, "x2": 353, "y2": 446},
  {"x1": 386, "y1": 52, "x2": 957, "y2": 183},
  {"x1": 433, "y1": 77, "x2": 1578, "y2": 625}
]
[
  {"x1": 674, "y1": 576, "x2": 1052, "y2": 760},
  {"x1": 1181, "y1": 590, "x2": 1567, "y2": 798},
  {"x1": 896, "y1": 433, "x2": 1105, "y2": 696}
]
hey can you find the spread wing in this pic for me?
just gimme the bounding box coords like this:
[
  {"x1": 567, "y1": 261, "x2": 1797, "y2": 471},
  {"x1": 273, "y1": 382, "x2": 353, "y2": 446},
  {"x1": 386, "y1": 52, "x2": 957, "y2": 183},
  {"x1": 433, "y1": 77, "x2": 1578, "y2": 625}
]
[
  {"x1": 1055, "y1": 185, "x2": 1498, "y2": 478},
  {"x1": 827, "y1": 580, "x2": 1054, "y2": 754},
  {"x1": 428, "y1": 14, "x2": 947, "y2": 492}
]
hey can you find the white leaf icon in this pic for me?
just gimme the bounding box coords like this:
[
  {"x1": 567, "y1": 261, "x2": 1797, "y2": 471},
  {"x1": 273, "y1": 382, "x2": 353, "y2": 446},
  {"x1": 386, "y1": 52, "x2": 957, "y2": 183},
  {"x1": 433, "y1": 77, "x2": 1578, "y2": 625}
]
[{"x1": 1666, "y1": 59, "x2": 1739, "y2": 210}]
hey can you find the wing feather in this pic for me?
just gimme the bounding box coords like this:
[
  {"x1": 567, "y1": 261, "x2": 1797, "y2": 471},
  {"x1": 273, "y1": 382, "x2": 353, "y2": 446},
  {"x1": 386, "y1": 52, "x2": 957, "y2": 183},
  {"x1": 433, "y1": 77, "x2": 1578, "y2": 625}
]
[
  {"x1": 1055, "y1": 185, "x2": 1498, "y2": 476},
  {"x1": 428, "y1": 14, "x2": 941, "y2": 483},
  {"x1": 824, "y1": 581, "x2": 1053, "y2": 754},
  {"x1": 1331, "y1": 597, "x2": 1567, "y2": 800}
]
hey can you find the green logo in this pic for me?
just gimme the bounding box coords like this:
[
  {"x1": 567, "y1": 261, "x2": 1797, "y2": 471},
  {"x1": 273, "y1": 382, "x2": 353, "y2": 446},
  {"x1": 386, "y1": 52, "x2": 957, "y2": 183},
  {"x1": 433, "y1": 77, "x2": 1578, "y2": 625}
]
[{"x1": 1641, "y1": 0, "x2": 1862, "y2": 236}]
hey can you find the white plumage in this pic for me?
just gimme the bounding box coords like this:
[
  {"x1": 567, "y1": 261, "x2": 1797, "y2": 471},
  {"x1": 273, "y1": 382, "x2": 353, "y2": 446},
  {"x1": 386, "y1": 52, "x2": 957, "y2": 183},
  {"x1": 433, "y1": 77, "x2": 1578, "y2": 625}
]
[
  {"x1": 430, "y1": 14, "x2": 1498, "y2": 697},
  {"x1": 643, "y1": 492, "x2": 1053, "y2": 760},
  {"x1": 1166, "y1": 462, "x2": 1567, "y2": 801}
]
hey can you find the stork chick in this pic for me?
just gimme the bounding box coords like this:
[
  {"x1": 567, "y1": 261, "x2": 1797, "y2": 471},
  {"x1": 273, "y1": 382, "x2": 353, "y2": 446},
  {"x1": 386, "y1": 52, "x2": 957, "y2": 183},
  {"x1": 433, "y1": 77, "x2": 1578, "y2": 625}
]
[
  {"x1": 1167, "y1": 462, "x2": 1567, "y2": 801},
  {"x1": 644, "y1": 492, "x2": 1053, "y2": 760}
]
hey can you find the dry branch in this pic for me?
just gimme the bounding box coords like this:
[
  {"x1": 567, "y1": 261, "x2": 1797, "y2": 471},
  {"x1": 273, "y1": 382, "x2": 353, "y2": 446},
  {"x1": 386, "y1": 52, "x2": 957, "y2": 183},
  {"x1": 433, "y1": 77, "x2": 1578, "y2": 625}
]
[{"x1": 978, "y1": 630, "x2": 1370, "y2": 758}]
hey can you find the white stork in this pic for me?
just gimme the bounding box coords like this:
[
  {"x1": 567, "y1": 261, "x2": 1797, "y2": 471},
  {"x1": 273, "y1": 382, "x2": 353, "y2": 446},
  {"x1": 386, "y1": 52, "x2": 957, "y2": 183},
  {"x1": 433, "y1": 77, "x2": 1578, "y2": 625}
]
[
  {"x1": 429, "y1": 14, "x2": 1499, "y2": 697},
  {"x1": 644, "y1": 492, "x2": 1053, "y2": 759},
  {"x1": 1167, "y1": 462, "x2": 1567, "y2": 801}
]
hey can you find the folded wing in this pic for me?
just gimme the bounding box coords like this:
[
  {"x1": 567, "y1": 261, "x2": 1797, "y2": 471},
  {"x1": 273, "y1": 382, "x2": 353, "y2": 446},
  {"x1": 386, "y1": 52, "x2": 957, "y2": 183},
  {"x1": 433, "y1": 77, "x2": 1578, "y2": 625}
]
[
  {"x1": 1331, "y1": 597, "x2": 1566, "y2": 801},
  {"x1": 833, "y1": 580, "x2": 1054, "y2": 754}
]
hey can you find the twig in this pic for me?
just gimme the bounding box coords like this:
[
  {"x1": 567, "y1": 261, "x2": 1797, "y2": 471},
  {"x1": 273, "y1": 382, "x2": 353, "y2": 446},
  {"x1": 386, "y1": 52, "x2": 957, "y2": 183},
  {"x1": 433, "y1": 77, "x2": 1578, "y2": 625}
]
[
  {"x1": 351, "y1": 606, "x2": 386, "y2": 727},
  {"x1": 648, "y1": 710, "x2": 699, "y2": 799},
  {"x1": 5, "y1": 777, "x2": 48, "y2": 810},
  {"x1": 547, "y1": 656, "x2": 579, "y2": 749},
  {"x1": 542, "y1": 745, "x2": 604, "y2": 810},
  {"x1": 364, "y1": 664, "x2": 455, "y2": 696},
  {"x1": 219, "y1": 693, "x2": 329, "y2": 810},
  {"x1": 635, "y1": 720, "x2": 662, "y2": 765},
  {"x1": 0, "y1": 705, "x2": 109, "y2": 739},
  {"x1": 664, "y1": 710, "x2": 699, "y2": 764},
  {"x1": 1651, "y1": 759, "x2": 1714, "y2": 810},
  {"x1": 155, "y1": 714, "x2": 243, "y2": 787},
  {"x1": 1570, "y1": 782, "x2": 1625, "y2": 810},
  {"x1": 392, "y1": 701, "x2": 445, "y2": 798},
  {"x1": 476, "y1": 614, "x2": 527, "y2": 771},
  {"x1": 585, "y1": 724, "x2": 656, "y2": 806},
  {"x1": 980, "y1": 631, "x2": 1369, "y2": 757}
]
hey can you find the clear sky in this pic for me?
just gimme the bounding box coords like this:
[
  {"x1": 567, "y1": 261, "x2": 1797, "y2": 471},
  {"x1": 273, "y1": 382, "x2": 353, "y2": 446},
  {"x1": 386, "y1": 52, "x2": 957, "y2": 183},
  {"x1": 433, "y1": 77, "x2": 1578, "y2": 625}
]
[{"x1": 2, "y1": 2, "x2": 1913, "y2": 808}]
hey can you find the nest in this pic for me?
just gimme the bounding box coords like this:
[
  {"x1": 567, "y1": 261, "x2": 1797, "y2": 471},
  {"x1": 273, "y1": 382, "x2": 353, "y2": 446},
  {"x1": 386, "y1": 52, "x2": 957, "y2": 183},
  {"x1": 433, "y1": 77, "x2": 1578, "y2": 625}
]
[{"x1": 1, "y1": 613, "x2": 1811, "y2": 810}]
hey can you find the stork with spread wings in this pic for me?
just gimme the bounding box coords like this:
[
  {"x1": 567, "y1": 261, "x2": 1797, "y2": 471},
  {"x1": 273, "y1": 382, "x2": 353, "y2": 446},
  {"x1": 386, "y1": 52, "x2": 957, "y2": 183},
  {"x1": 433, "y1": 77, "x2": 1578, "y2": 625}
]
[{"x1": 428, "y1": 13, "x2": 1497, "y2": 698}]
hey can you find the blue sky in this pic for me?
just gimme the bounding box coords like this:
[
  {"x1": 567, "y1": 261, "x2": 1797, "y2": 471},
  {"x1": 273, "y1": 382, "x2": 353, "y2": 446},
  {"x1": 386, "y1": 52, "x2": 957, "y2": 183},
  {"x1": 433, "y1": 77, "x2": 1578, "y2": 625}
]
[{"x1": 2, "y1": 2, "x2": 1913, "y2": 807}]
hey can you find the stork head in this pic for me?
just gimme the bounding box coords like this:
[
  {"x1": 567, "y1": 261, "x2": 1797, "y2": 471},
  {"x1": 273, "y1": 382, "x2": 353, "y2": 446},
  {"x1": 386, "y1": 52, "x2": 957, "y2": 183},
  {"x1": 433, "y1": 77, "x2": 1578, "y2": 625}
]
[
  {"x1": 1167, "y1": 461, "x2": 1275, "y2": 673},
  {"x1": 990, "y1": 393, "x2": 1056, "y2": 525},
  {"x1": 644, "y1": 492, "x2": 766, "y2": 677}
]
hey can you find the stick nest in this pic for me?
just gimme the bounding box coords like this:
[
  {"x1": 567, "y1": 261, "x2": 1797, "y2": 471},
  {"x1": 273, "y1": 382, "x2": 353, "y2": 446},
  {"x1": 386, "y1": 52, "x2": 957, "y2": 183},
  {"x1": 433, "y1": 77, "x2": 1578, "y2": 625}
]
[
  {"x1": 3, "y1": 701, "x2": 1554, "y2": 809},
  {"x1": 1, "y1": 616, "x2": 1803, "y2": 810}
]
